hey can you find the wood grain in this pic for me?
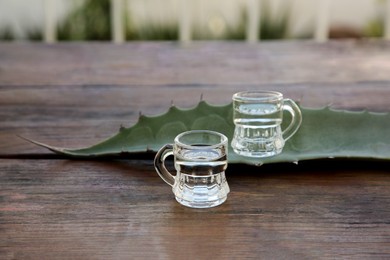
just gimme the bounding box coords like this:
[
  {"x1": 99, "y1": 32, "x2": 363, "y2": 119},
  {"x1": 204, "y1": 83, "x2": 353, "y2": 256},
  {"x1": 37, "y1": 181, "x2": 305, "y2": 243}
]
[
  {"x1": 1, "y1": 41, "x2": 390, "y2": 86},
  {"x1": 1, "y1": 41, "x2": 390, "y2": 259},
  {"x1": 1, "y1": 160, "x2": 389, "y2": 259}
]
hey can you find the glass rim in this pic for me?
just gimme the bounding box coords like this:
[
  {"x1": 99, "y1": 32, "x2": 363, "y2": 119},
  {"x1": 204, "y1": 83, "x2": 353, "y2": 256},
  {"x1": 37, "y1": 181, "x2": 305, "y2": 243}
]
[
  {"x1": 174, "y1": 130, "x2": 228, "y2": 149},
  {"x1": 232, "y1": 91, "x2": 283, "y2": 102}
]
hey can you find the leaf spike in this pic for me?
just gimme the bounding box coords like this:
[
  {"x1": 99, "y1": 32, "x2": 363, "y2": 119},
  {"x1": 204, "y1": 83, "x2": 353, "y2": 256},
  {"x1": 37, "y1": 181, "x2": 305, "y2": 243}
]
[
  {"x1": 297, "y1": 93, "x2": 304, "y2": 104},
  {"x1": 200, "y1": 93, "x2": 204, "y2": 101},
  {"x1": 255, "y1": 162, "x2": 263, "y2": 167},
  {"x1": 171, "y1": 100, "x2": 175, "y2": 107},
  {"x1": 139, "y1": 111, "x2": 143, "y2": 117}
]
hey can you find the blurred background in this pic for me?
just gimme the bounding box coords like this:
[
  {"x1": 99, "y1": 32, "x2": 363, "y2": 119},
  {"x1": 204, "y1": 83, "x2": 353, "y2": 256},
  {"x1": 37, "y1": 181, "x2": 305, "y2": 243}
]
[{"x1": 0, "y1": 0, "x2": 387, "y2": 42}]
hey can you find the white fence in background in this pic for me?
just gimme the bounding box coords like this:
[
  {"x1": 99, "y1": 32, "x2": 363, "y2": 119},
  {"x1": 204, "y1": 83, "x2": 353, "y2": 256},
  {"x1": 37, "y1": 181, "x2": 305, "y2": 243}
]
[
  {"x1": 386, "y1": 0, "x2": 390, "y2": 40},
  {"x1": 42, "y1": 0, "x2": 390, "y2": 43}
]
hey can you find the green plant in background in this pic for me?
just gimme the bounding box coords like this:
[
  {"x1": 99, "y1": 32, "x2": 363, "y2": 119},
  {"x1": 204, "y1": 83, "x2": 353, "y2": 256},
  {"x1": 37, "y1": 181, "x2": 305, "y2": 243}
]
[
  {"x1": 224, "y1": 10, "x2": 246, "y2": 40},
  {"x1": 194, "y1": 0, "x2": 292, "y2": 41},
  {"x1": 365, "y1": 18, "x2": 384, "y2": 37},
  {"x1": 259, "y1": 0, "x2": 290, "y2": 40},
  {"x1": 364, "y1": 0, "x2": 386, "y2": 37},
  {"x1": 0, "y1": 25, "x2": 14, "y2": 41},
  {"x1": 58, "y1": 0, "x2": 111, "y2": 41},
  {"x1": 127, "y1": 22, "x2": 178, "y2": 41},
  {"x1": 0, "y1": 0, "x2": 300, "y2": 41},
  {"x1": 0, "y1": 0, "x2": 111, "y2": 41},
  {"x1": 25, "y1": 27, "x2": 43, "y2": 41},
  {"x1": 55, "y1": 0, "x2": 291, "y2": 41},
  {"x1": 0, "y1": 25, "x2": 42, "y2": 41},
  {"x1": 58, "y1": 0, "x2": 178, "y2": 41}
]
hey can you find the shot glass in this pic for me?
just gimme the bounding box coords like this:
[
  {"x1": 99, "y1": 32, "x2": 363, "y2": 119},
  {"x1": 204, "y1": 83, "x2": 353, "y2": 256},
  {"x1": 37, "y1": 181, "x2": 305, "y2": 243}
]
[
  {"x1": 154, "y1": 130, "x2": 230, "y2": 208},
  {"x1": 231, "y1": 91, "x2": 302, "y2": 158}
]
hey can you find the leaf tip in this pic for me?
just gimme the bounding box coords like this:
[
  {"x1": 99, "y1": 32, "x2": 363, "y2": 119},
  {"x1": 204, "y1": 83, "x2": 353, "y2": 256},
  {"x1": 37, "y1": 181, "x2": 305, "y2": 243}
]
[{"x1": 17, "y1": 135, "x2": 65, "y2": 154}]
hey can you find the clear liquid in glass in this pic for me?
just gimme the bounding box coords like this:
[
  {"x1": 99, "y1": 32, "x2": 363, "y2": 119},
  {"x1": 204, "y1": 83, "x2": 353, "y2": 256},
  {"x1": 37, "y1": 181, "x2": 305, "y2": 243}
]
[
  {"x1": 173, "y1": 147, "x2": 229, "y2": 208},
  {"x1": 232, "y1": 103, "x2": 284, "y2": 157}
]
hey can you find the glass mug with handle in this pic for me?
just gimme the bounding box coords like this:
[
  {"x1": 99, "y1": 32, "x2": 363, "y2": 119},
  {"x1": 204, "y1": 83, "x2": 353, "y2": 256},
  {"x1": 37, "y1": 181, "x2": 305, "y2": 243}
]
[
  {"x1": 231, "y1": 91, "x2": 302, "y2": 158},
  {"x1": 154, "y1": 130, "x2": 230, "y2": 208}
]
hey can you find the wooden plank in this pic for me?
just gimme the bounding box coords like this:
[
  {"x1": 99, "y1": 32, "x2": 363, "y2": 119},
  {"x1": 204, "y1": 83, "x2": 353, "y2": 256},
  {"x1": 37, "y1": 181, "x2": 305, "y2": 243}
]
[
  {"x1": 1, "y1": 83, "x2": 389, "y2": 156},
  {"x1": 1, "y1": 41, "x2": 390, "y2": 86},
  {"x1": 0, "y1": 159, "x2": 389, "y2": 259}
]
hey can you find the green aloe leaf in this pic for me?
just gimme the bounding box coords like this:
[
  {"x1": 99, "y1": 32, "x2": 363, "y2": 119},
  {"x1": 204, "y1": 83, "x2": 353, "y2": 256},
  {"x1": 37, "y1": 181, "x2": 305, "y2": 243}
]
[{"x1": 26, "y1": 101, "x2": 390, "y2": 165}]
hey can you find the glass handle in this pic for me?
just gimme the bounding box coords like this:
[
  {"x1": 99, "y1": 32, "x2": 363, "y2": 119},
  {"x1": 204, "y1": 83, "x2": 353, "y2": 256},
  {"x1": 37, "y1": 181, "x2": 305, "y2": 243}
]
[
  {"x1": 154, "y1": 144, "x2": 175, "y2": 187},
  {"x1": 282, "y1": 99, "x2": 302, "y2": 141}
]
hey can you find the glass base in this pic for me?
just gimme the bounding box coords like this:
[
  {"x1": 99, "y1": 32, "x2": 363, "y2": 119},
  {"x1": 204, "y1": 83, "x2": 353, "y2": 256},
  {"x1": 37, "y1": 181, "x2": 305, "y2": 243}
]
[
  {"x1": 175, "y1": 195, "x2": 227, "y2": 208},
  {"x1": 232, "y1": 148, "x2": 283, "y2": 158},
  {"x1": 231, "y1": 124, "x2": 285, "y2": 158},
  {"x1": 172, "y1": 172, "x2": 230, "y2": 209}
]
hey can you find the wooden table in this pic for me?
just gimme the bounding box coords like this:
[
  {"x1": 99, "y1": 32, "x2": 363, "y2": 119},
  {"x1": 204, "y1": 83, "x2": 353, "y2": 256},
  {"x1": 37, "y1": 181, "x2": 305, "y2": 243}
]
[{"x1": 1, "y1": 41, "x2": 389, "y2": 259}]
